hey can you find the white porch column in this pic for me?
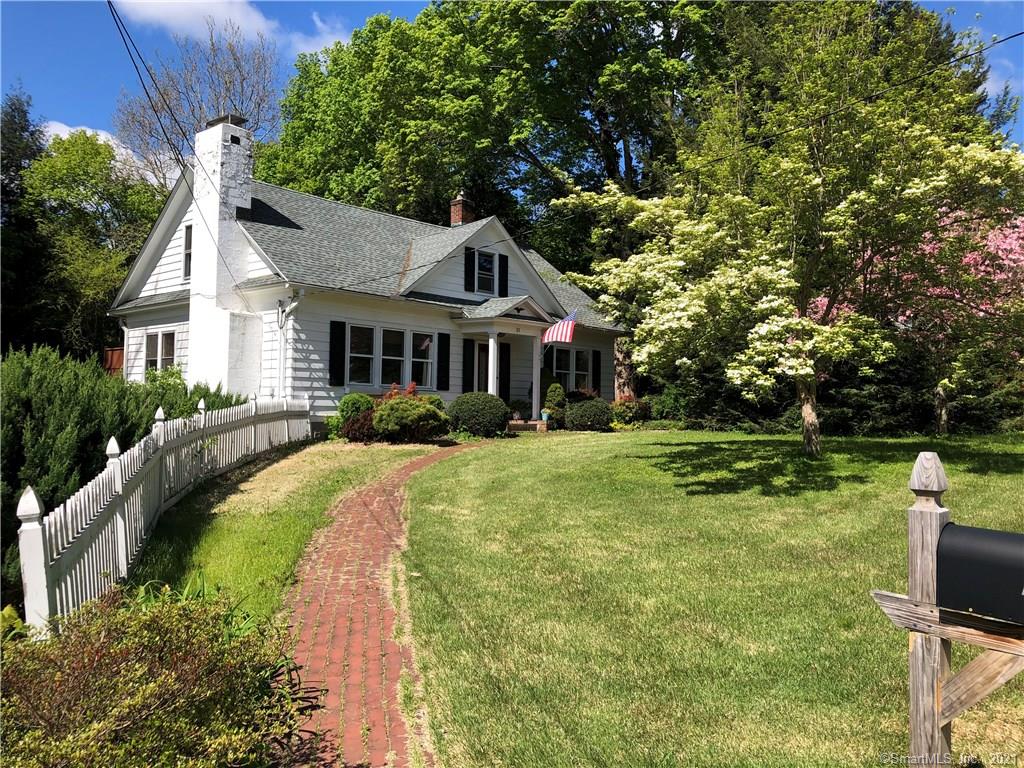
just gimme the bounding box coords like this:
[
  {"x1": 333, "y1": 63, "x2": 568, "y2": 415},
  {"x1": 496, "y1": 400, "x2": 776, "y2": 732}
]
[
  {"x1": 531, "y1": 333, "x2": 542, "y2": 419},
  {"x1": 487, "y1": 332, "x2": 498, "y2": 396}
]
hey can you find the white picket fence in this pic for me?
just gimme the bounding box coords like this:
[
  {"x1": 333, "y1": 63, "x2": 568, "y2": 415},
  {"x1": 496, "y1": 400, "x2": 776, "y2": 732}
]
[{"x1": 16, "y1": 396, "x2": 311, "y2": 631}]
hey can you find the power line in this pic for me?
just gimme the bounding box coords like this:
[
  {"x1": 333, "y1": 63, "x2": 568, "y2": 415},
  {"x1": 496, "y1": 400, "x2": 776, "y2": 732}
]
[{"x1": 108, "y1": 0, "x2": 258, "y2": 316}]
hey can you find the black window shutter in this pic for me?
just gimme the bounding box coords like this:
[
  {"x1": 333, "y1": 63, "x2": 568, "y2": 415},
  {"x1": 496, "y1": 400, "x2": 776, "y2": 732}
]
[
  {"x1": 436, "y1": 333, "x2": 451, "y2": 391},
  {"x1": 329, "y1": 321, "x2": 346, "y2": 386},
  {"x1": 591, "y1": 349, "x2": 602, "y2": 396},
  {"x1": 462, "y1": 338, "x2": 475, "y2": 392},
  {"x1": 543, "y1": 345, "x2": 554, "y2": 373},
  {"x1": 464, "y1": 248, "x2": 476, "y2": 292},
  {"x1": 499, "y1": 342, "x2": 511, "y2": 402},
  {"x1": 498, "y1": 253, "x2": 509, "y2": 297}
]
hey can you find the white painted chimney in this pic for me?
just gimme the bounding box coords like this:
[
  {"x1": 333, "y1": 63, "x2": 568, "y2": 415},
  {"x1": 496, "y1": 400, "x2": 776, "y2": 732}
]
[{"x1": 187, "y1": 114, "x2": 260, "y2": 394}]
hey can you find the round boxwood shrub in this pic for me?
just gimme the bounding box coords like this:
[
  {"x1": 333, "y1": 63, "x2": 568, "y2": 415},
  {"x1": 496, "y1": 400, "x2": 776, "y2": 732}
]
[
  {"x1": 566, "y1": 398, "x2": 613, "y2": 431},
  {"x1": 447, "y1": 392, "x2": 511, "y2": 436},
  {"x1": 337, "y1": 392, "x2": 374, "y2": 426},
  {"x1": 372, "y1": 396, "x2": 449, "y2": 443}
]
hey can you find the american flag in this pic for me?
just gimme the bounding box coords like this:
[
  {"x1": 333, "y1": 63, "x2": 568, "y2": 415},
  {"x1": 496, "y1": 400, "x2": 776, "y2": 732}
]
[{"x1": 542, "y1": 309, "x2": 577, "y2": 344}]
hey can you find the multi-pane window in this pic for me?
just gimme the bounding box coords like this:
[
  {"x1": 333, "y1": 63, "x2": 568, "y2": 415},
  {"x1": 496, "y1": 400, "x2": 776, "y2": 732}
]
[
  {"x1": 145, "y1": 331, "x2": 176, "y2": 370},
  {"x1": 411, "y1": 332, "x2": 433, "y2": 387},
  {"x1": 348, "y1": 325, "x2": 374, "y2": 384},
  {"x1": 381, "y1": 329, "x2": 405, "y2": 386},
  {"x1": 554, "y1": 347, "x2": 571, "y2": 390},
  {"x1": 183, "y1": 224, "x2": 192, "y2": 280},
  {"x1": 476, "y1": 251, "x2": 495, "y2": 294},
  {"x1": 574, "y1": 349, "x2": 590, "y2": 391}
]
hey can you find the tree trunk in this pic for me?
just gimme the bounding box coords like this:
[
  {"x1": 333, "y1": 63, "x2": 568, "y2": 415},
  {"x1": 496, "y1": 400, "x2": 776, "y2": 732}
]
[
  {"x1": 934, "y1": 383, "x2": 949, "y2": 436},
  {"x1": 613, "y1": 338, "x2": 637, "y2": 401},
  {"x1": 796, "y1": 378, "x2": 821, "y2": 458}
]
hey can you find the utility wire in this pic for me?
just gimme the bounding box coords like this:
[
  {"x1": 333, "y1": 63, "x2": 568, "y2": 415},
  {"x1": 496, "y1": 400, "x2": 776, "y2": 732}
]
[{"x1": 108, "y1": 0, "x2": 258, "y2": 316}]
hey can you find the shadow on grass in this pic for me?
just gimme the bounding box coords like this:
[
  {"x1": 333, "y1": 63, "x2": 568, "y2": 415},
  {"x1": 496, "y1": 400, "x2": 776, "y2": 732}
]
[
  {"x1": 129, "y1": 442, "x2": 308, "y2": 589},
  {"x1": 641, "y1": 436, "x2": 1023, "y2": 497}
]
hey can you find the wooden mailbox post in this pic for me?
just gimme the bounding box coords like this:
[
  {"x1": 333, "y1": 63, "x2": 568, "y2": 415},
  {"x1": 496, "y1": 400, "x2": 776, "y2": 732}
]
[{"x1": 872, "y1": 451, "x2": 1024, "y2": 762}]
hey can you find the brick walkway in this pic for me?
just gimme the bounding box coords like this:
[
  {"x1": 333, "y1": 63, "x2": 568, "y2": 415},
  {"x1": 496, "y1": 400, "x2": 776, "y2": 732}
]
[{"x1": 288, "y1": 444, "x2": 474, "y2": 768}]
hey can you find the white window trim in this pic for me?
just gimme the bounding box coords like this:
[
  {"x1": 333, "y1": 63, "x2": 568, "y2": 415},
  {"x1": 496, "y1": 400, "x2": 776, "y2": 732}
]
[
  {"x1": 182, "y1": 223, "x2": 193, "y2": 283},
  {"x1": 145, "y1": 330, "x2": 177, "y2": 371},
  {"x1": 549, "y1": 344, "x2": 589, "y2": 392},
  {"x1": 342, "y1": 323, "x2": 437, "y2": 391},
  {"x1": 380, "y1": 328, "x2": 407, "y2": 388},
  {"x1": 346, "y1": 324, "x2": 375, "y2": 385},
  {"x1": 475, "y1": 250, "x2": 496, "y2": 296}
]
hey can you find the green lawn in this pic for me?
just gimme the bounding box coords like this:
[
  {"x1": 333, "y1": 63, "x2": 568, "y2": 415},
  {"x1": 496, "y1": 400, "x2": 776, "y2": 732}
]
[
  {"x1": 402, "y1": 431, "x2": 1024, "y2": 767},
  {"x1": 132, "y1": 441, "x2": 432, "y2": 617}
]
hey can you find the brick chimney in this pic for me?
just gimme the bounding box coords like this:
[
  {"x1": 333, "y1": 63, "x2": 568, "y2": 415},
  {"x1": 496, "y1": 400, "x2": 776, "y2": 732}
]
[{"x1": 450, "y1": 191, "x2": 475, "y2": 227}]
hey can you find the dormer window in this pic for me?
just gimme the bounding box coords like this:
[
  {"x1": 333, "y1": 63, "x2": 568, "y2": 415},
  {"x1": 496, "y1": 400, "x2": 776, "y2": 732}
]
[{"x1": 476, "y1": 251, "x2": 495, "y2": 294}]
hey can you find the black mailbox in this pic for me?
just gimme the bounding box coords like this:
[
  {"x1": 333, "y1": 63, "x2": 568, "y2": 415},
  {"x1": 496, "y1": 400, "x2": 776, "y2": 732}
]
[{"x1": 936, "y1": 523, "x2": 1024, "y2": 627}]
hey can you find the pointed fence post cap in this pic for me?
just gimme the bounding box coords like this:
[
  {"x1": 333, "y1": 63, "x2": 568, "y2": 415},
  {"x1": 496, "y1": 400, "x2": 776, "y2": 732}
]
[
  {"x1": 197, "y1": 397, "x2": 207, "y2": 413},
  {"x1": 17, "y1": 486, "x2": 45, "y2": 522},
  {"x1": 154, "y1": 406, "x2": 165, "y2": 422},
  {"x1": 105, "y1": 436, "x2": 120, "y2": 458},
  {"x1": 909, "y1": 451, "x2": 948, "y2": 495}
]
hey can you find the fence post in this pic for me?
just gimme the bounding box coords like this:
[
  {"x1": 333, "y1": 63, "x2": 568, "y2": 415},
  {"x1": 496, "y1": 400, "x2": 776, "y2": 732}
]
[
  {"x1": 907, "y1": 451, "x2": 952, "y2": 761},
  {"x1": 284, "y1": 394, "x2": 291, "y2": 442},
  {"x1": 250, "y1": 395, "x2": 258, "y2": 456},
  {"x1": 17, "y1": 486, "x2": 55, "y2": 632},
  {"x1": 197, "y1": 398, "x2": 207, "y2": 476},
  {"x1": 154, "y1": 406, "x2": 166, "y2": 509},
  {"x1": 305, "y1": 392, "x2": 312, "y2": 439},
  {"x1": 106, "y1": 437, "x2": 128, "y2": 579}
]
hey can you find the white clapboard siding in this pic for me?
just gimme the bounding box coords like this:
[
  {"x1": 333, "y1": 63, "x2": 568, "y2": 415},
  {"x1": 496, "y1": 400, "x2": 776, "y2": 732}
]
[
  {"x1": 16, "y1": 396, "x2": 311, "y2": 632},
  {"x1": 139, "y1": 203, "x2": 194, "y2": 297},
  {"x1": 247, "y1": 242, "x2": 274, "y2": 279}
]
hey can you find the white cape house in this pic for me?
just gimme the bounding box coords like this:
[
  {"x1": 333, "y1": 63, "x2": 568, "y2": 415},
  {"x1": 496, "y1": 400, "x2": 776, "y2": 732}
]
[{"x1": 110, "y1": 115, "x2": 621, "y2": 421}]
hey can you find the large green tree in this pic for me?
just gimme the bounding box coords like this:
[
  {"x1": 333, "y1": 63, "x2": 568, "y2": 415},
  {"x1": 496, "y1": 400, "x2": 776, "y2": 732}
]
[
  {"x1": 566, "y1": 3, "x2": 1023, "y2": 455},
  {"x1": 257, "y1": 0, "x2": 725, "y2": 272},
  {"x1": 21, "y1": 131, "x2": 165, "y2": 356},
  {"x1": 1, "y1": 88, "x2": 54, "y2": 351}
]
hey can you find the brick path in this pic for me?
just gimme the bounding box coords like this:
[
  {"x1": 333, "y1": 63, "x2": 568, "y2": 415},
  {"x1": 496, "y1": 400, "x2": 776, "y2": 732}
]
[{"x1": 288, "y1": 444, "x2": 475, "y2": 768}]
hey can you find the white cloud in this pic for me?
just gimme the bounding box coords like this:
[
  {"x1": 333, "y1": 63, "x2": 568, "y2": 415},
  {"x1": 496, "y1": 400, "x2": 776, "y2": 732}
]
[
  {"x1": 118, "y1": 0, "x2": 348, "y2": 54},
  {"x1": 288, "y1": 12, "x2": 349, "y2": 54},
  {"x1": 118, "y1": 0, "x2": 276, "y2": 41},
  {"x1": 983, "y1": 55, "x2": 1022, "y2": 100}
]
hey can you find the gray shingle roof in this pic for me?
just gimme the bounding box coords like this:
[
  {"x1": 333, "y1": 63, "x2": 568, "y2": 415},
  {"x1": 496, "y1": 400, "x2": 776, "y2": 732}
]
[
  {"x1": 115, "y1": 289, "x2": 190, "y2": 310},
  {"x1": 240, "y1": 181, "x2": 443, "y2": 296},
  {"x1": 198, "y1": 180, "x2": 619, "y2": 332},
  {"x1": 522, "y1": 250, "x2": 619, "y2": 331},
  {"x1": 462, "y1": 295, "x2": 535, "y2": 319}
]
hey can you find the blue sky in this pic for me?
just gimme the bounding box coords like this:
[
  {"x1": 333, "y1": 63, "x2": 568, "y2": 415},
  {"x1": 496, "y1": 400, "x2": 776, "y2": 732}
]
[{"x1": 2, "y1": 0, "x2": 1022, "y2": 147}]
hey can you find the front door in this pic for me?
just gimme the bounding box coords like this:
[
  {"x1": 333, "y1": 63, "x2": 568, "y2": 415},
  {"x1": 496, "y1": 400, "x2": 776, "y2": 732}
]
[{"x1": 476, "y1": 343, "x2": 489, "y2": 392}]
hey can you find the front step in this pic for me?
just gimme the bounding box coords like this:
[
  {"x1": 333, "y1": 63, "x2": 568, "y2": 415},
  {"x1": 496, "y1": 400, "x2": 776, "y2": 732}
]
[{"x1": 507, "y1": 420, "x2": 548, "y2": 433}]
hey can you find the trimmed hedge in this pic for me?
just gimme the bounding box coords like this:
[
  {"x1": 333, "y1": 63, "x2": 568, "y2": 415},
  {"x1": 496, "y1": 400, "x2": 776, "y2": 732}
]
[
  {"x1": 447, "y1": 392, "x2": 510, "y2": 437},
  {"x1": 566, "y1": 398, "x2": 613, "y2": 431},
  {"x1": 372, "y1": 397, "x2": 449, "y2": 443}
]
